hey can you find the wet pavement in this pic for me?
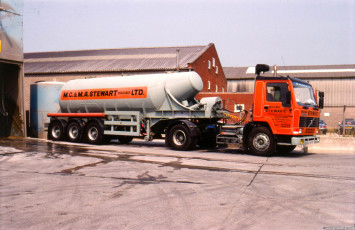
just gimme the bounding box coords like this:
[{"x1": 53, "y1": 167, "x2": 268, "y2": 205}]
[{"x1": 0, "y1": 137, "x2": 354, "y2": 229}]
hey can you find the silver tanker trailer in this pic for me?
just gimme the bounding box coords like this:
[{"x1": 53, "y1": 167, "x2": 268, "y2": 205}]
[{"x1": 48, "y1": 72, "x2": 226, "y2": 150}]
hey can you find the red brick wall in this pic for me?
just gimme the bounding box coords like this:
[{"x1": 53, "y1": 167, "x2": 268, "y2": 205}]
[
  {"x1": 196, "y1": 92, "x2": 254, "y2": 123},
  {"x1": 189, "y1": 44, "x2": 227, "y2": 93}
]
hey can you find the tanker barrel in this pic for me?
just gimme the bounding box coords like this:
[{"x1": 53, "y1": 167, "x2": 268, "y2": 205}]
[
  {"x1": 59, "y1": 72, "x2": 203, "y2": 113},
  {"x1": 165, "y1": 72, "x2": 203, "y2": 101}
]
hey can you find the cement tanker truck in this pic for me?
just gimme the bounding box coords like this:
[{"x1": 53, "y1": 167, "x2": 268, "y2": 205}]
[
  {"x1": 48, "y1": 65, "x2": 324, "y2": 156},
  {"x1": 48, "y1": 72, "x2": 224, "y2": 151}
]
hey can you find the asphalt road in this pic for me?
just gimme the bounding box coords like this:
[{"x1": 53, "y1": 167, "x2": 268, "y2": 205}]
[{"x1": 0, "y1": 137, "x2": 354, "y2": 230}]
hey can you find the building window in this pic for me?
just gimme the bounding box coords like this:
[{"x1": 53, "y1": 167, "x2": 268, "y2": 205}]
[
  {"x1": 212, "y1": 58, "x2": 216, "y2": 67},
  {"x1": 215, "y1": 85, "x2": 218, "y2": 92},
  {"x1": 215, "y1": 66, "x2": 218, "y2": 74},
  {"x1": 234, "y1": 104, "x2": 245, "y2": 112},
  {"x1": 208, "y1": 60, "x2": 211, "y2": 70},
  {"x1": 208, "y1": 81, "x2": 211, "y2": 90}
]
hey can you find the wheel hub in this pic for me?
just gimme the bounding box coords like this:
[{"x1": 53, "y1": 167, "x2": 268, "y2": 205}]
[
  {"x1": 173, "y1": 130, "x2": 186, "y2": 146},
  {"x1": 52, "y1": 126, "x2": 61, "y2": 138},
  {"x1": 69, "y1": 126, "x2": 79, "y2": 139},
  {"x1": 88, "y1": 127, "x2": 98, "y2": 141},
  {"x1": 253, "y1": 133, "x2": 270, "y2": 151}
]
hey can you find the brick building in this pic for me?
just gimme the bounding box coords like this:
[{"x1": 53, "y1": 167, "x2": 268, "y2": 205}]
[{"x1": 24, "y1": 43, "x2": 227, "y2": 114}]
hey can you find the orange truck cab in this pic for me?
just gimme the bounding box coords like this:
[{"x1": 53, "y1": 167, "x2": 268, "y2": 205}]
[{"x1": 217, "y1": 64, "x2": 324, "y2": 156}]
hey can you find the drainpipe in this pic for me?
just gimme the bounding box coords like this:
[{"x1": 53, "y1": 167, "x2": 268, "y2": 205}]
[{"x1": 176, "y1": 49, "x2": 180, "y2": 72}]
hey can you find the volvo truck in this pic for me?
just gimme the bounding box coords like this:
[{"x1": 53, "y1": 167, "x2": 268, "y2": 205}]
[{"x1": 47, "y1": 64, "x2": 323, "y2": 156}]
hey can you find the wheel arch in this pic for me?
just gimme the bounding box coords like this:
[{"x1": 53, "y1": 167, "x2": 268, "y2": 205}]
[
  {"x1": 166, "y1": 119, "x2": 201, "y2": 138},
  {"x1": 86, "y1": 118, "x2": 104, "y2": 127},
  {"x1": 68, "y1": 118, "x2": 85, "y2": 127},
  {"x1": 49, "y1": 117, "x2": 67, "y2": 127},
  {"x1": 243, "y1": 122, "x2": 274, "y2": 149}
]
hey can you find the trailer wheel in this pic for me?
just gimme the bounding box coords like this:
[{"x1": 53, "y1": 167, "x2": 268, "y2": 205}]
[
  {"x1": 85, "y1": 121, "x2": 104, "y2": 145},
  {"x1": 48, "y1": 120, "x2": 66, "y2": 141},
  {"x1": 168, "y1": 124, "x2": 195, "y2": 151},
  {"x1": 66, "y1": 121, "x2": 83, "y2": 143},
  {"x1": 248, "y1": 127, "x2": 275, "y2": 156},
  {"x1": 118, "y1": 136, "x2": 133, "y2": 144},
  {"x1": 276, "y1": 145, "x2": 296, "y2": 154}
]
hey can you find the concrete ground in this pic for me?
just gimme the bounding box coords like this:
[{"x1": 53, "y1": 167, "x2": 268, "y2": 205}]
[
  {"x1": 0, "y1": 137, "x2": 354, "y2": 230},
  {"x1": 313, "y1": 133, "x2": 355, "y2": 153}
]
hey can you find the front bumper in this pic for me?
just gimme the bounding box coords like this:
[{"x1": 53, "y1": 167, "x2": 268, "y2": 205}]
[{"x1": 291, "y1": 136, "x2": 320, "y2": 146}]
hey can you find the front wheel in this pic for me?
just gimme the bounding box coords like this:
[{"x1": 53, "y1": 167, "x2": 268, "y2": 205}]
[
  {"x1": 248, "y1": 127, "x2": 275, "y2": 156},
  {"x1": 168, "y1": 124, "x2": 195, "y2": 151}
]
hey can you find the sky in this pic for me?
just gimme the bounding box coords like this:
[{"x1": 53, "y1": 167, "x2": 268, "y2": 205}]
[{"x1": 23, "y1": 0, "x2": 355, "y2": 67}]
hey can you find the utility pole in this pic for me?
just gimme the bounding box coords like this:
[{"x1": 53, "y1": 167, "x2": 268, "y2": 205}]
[{"x1": 342, "y1": 105, "x2": 346, "y2": 136}]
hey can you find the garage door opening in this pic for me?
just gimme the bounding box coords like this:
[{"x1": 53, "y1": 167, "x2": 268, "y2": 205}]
[{"x1": 0, "y1": 62, "x2": 24, "y2": 137}]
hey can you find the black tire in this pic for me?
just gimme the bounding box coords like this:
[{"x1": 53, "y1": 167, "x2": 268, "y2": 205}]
[
  {"x1": 66, "y1": 121, "x2": 83, "y2": 142},
  {"x1": 168, "y1": 124, "x2": 195, "y2": 151},
  {"x1": 85, "y1": 121, "x2": 104, "y2": 145},
  {"x1": 276, "y1": 145, "x2": 296, "y2": 154},
  {"x1": 248, "y1": 126, "x2": 275, "y2": 156},
  {"x1": 118, "y1": 136, "x2": 133, "y2": 144},
  {"x1": 48, "y1": 120, "x2": 66, "y2": 141}
]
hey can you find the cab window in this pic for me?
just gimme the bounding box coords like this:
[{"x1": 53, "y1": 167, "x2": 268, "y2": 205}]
[
  {"x1": 266, "y1": 83, "x2": 290, "y2": 107},
  {"x1": 266, "y1": 85, "x2": 282, "y2": 102}
]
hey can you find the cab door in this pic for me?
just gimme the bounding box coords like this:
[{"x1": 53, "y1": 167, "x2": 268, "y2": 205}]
[{"x1": 263, "y1": 82, "x2": 293, "y2": 135}]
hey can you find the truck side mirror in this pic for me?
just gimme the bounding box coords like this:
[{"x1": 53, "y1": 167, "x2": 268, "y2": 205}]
[{"x1": 318, "y1": 91, "x2": 324, "y2": 109}]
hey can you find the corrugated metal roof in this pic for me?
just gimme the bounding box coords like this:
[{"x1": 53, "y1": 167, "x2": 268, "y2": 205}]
[
  {"x1": 24, "y1": 45, "x2": 211, "y2": 74},
  {"x1": 224, "y1": 64, "x2": 355, "y2": 80}
]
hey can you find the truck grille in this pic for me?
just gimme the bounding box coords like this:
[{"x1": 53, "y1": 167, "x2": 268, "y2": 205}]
[{"x1": 299, "y1": 117, "x2": 319, "y2": 128}]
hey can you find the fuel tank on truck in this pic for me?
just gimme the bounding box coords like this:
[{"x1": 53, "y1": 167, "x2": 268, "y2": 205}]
[{"x1": 59, "y1": 72, "x2": 203, "y2": 113}]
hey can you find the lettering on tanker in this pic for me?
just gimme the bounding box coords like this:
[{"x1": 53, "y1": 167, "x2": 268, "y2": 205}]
[{"x1": 61, "y1": 87, "x2": 148, "y2": 100}]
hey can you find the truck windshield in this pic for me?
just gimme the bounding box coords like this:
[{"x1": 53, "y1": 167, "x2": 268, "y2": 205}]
[{"x1": 292, "y1": 81, "x2": 317, "y2": 107}]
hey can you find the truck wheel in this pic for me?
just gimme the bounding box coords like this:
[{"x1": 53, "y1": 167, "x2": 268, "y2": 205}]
[
  {"x1": 85, "y1": 121, "x2": 104, "y2": 145},
  {"x1": 168, "y1": 124, "x2": 195, "y2": 151},
  {"x1": 66, "y1": 121, "x2": 83, "y2": 142},
  {"x1": 118, "y1": 136, "x2": 133, "y2": 144},
  {"x1": 276, "y1": 145, "x2": 296, "y2": 154},
  {"x1": 248, "y1": 127, "x2": 275, "y2": 156},
  {"x1": 48, "y1": 120, "x2": 66, "y2": 141}
]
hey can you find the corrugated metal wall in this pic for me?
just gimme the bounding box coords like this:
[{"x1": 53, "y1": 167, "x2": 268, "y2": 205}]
[
  {"x1": 227, "y1": 78, "x2": 355, "y2": 107},
  {"x1": 308, "y1": 79, "x2": 354, "y2": 107},
  {"x1": 227, "y1": 80, "x2": 254, "y2": 93}
]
